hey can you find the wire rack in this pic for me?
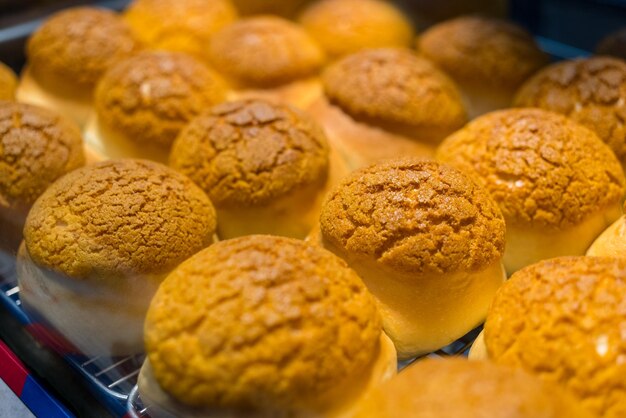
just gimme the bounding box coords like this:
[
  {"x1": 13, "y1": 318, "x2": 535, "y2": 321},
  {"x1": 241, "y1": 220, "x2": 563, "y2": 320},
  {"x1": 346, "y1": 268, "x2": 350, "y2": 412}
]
[{"x1": 1, "y1": 251, "x2": 479, "y2": 418}]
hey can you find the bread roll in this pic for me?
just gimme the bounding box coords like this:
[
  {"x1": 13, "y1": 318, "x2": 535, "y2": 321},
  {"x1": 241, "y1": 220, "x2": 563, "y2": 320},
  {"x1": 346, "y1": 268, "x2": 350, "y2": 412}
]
[
  {"x1": 17, "y1": 7, "x2": 140, "y2": 127},
  {"x1": 514, "y1": 56, "x2": 626, "y2": 171},
  {"x1": 587, "y1": 208, "x2": 626, "y2": 257},
  {"x1": 483, "y1": 256, "x2": 626, "y2": 418},
  {"x1": 140, "y1": 235, "x2": 396, "y2": 418},
  {"x1": 353, "y1": 358, "x2": 593, "y2": 418},
  {"x1": 170, "y1": 99, "x2": 344, "y2": 239},
  {"x1": 298, "y1": 0, "x2": 414, "y2": 60},
  {"x1": 18, "y1": 159, "x2": 217, "y2": 356},
  {"x1": 123, "y1": 0, "x2": 238, "y2": 61},
  {"x1": 0, "y1": 102, "x2": 85, "y2": 254},
  {"x1": 208, "y1": 16, "x2": 325, "y2": 109},
  {"x1": 316, "y1": 159, "x2": 506, "y2": 359},
  {"x1": 84, "y1": 51, "x2": 227, "y2": 163},
  {"x1": 437, "y1": 108, "x2": 625, "y2": 273},
  {"x1": 309, "y1": 48, "x2": 466, "y2": 170},
  {"x1": 418, "y1": 16, "x2": 547, "y2": 118}
]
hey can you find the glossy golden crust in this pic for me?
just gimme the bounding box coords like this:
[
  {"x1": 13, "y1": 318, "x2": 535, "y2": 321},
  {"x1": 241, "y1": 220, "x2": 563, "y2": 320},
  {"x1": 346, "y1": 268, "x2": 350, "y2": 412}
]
[
  {"x1": 437, "y1": 108, "x2": 625, "y2": 228},
  {"x1": 322, "y1": 48, "x2": 466, "y2": 131},
  {"x1": 27, "y1": 7, "x2": 140, "y2": 89},
  {"x1": 514, "y1": 57, "x2": 626, "y2": 164},
  {"x1": 320, "y1": 159, "x2": 505, "y2": 275},
  {"x1": 170, "y1": 99, "x2": 329, "y2": 207},
  {"x1": 123, "y1": 0, "x2": 237, "y2": 59},
  {"x1": 95, "y1": 51, "x2": 227, "y2": 147},
  {"x1": 485, "y1": 256, "x2": 626, "y2": 418},
  {"x1": 0, "y1": 63, "x2": 17, "y2": 100},
  {"x1": 145, "y1": 235, "x2": 381, "y2": 409},
  {"x1": 24, "y1": 159, "x2": 216, "y2": 281},
  {"x1": 0, "y1": 102, "x2": 85, "y2": 213},
  {"x1": 353, "y1": 358, "x2": 593, "y2": 418},
  {"x1": 418, "y1": 16, "x2": 547, "y2": 88},
  {"x1": 209, "y1": 16, "x2": 325, "y2": 87},
  {"x1": 298, "y1": 0, "x2": 414, "y2": 59}
]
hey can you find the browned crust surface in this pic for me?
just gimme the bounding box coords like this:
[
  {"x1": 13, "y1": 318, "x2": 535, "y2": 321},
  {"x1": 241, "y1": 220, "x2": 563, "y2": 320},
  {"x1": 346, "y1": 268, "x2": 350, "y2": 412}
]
[
  {"x1": 95, "y1": 51, "x2": 227, "y2": 147},
  {"x1": 24, "y1": 159, "x2": 217, "y2": 280},
  {"x1": 170, "y1": 99, "x2": 329, "y2": 206},
  {"x1": 437, "y1": 108, "x2": 625, "y2": 228},
  {"x1": 145, "y1": 235, "x2": 381, "y2": 409},
  {"x1": 320, "y1": 159, "x2": 505, "y2": 274},
  {"x1": 485, "y1": 256, "x2": 626, "y2": 418}
]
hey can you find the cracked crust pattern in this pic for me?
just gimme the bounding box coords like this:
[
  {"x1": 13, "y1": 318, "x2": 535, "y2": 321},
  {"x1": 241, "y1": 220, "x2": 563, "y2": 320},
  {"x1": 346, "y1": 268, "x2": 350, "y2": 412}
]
[
  {"x1": 514, "y1": 57, "x2": 626, "y2": 164},
  {"x1": 27, "y1": 7, "x2": 140, "y2": 88},
  {"x1": 123, "y1": 0, "x2": 238, "y2": 59},
  {"x1": 170, "y1": 99, "x2": 329, "y2": 207},
  {"x1": 145, "y1": 235, "x2": 381, "y2": 409},
  {"x1": 298, "y1": 0, "x2": 414, "y2": 59},
  {"x1": 418, "y1": 16, "x2": 547, "y2": 88},
  {"x1": 322, "y1": 48, "x2": 466, "y2": 131},
  {"x1": 320, "y1": 159, "x2": 505, "y2": 275},
  {"x1": 353, "y1": 358, "x2": 593, "y2": 418},
  {"x1": 209, "y1": 16, "x2": 325, "y2": 87},
  {"x1": 0, "y1": 102, "x2": 85, "y2": 213},
  {"x1": 24, "y1": 159, "x2": 216, "y2": 281},
  {"x1": 485, "y1": 256, "x2": 626, "y2": 418},
  {"x1": 437, "y1": 108, "x2": 625, "y2": 228},
  {"x1": 0, "y1": 63, "x2": 17, "y2": 101},
  {"x1": 95, "y1": 51, "x2": 227, "y2": 147}
]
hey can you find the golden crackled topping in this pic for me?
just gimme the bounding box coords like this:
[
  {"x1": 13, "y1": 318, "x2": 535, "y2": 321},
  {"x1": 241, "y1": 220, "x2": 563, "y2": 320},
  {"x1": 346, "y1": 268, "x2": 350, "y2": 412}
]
[
  {"x1": 123, "y1": 0, "x2": 238, "y2": 60},
  {"x1": 208, "y1": 16, "x2": 325, "y2": 87},
  {"x1": 24, "y1": 159, "x2": 216, "y2": 281},
  {"x1": 514, "y1": 57, "x2": 626, "y2": 164},
  {"x1": 320, "y1": 159, "x2": 505, "y2": 275},
  {"x1": 145, "y1": 235, "x2": 381, "y2": 409},
  {"x1": 418, "y1": 16, "x2": 547, "y2": 88},
  {"x1": 322, "y1": 48, "x2": 467, "y2": 131},
  {"x1": 0, "y1": 63, "x2": 17, "y2": 101},
  {"x1": 0, "y1": 102, "x2": 85, "y2": 213},
  {"x1": 353, "y1": 358, "x2": 593, "y2": 418},
  {"x1": 170, "y1": 99, "x2": 329, "y2": 207},
  {"x1": 27, "y1": 7, "x2": 140, "y2": 89},
  {"x1": 298, "y1": 0, "x2": 414, "y2": 59},
  {"x1": 437, "y1": 108, "x2": 625, "y2": 228},
  {"x1": 485, "y1": 256, "x2": 626, "y2": 418},
  {"x1": 95, "y1": 51, "x2": 227, "y2": 148}
]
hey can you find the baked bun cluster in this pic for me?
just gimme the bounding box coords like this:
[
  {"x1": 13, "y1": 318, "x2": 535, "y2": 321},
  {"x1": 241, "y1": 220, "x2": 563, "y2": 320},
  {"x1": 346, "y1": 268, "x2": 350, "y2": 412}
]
[
  {"x1": 6, "y1": 3, "x2": 626, "y2": 417},
  {"x1": 140, "y1": 235, "x2": 396, "y2": 418},
  {"x1": 17, "y1": 7, "x2": 141, "y2": 127},
  {"x1": 18, "y1": 159, "x2": 216, "y2": 356}
]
